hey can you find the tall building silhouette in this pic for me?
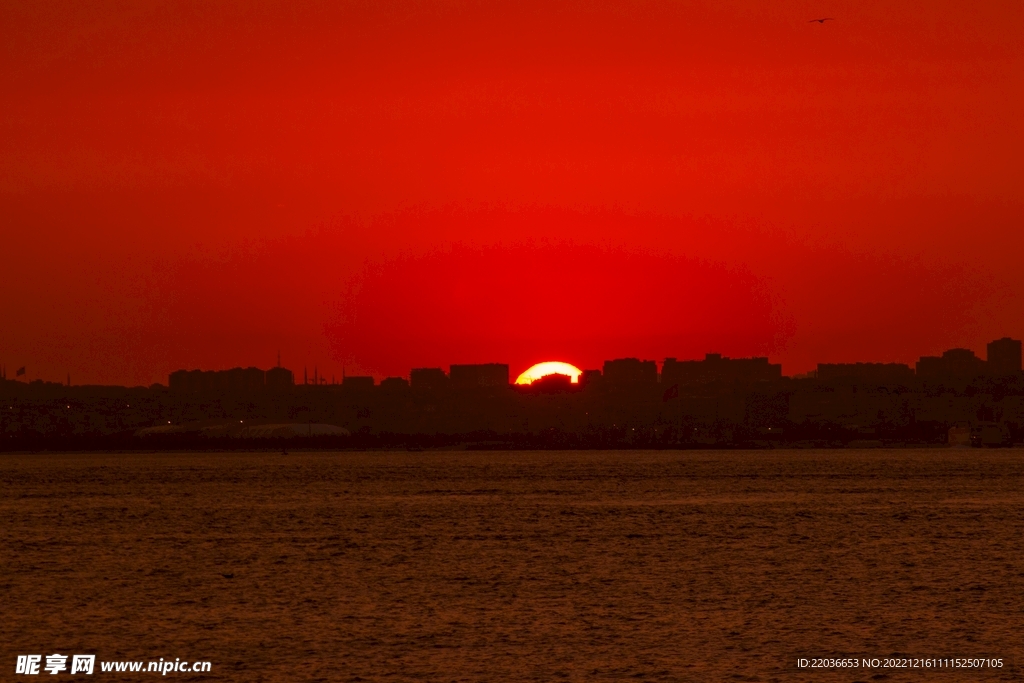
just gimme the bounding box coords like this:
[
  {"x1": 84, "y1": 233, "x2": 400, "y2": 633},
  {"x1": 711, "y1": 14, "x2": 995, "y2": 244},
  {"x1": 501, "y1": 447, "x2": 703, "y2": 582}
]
[
  {"x1": 603, "y1": 358, "x2": 658, "y2": 385},
  {"x1": 987, "y1": 337, "x2": 1022, "y2": 375},
  {"x1": 450, "y1": 363, "x2": 509, "y2": 389}
]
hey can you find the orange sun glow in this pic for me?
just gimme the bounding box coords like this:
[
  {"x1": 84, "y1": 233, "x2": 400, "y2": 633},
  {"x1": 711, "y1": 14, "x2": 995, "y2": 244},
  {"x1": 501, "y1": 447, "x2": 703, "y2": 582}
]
[{"x1": 515, "y1": 361, "x2": 583, "y2": 385}]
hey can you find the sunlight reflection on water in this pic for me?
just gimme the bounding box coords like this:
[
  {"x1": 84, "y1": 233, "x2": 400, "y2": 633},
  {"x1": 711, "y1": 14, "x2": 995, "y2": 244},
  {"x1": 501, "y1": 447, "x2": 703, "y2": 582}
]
[{"x1": 3, "y1": 449, "x2": 1022, "y2": 681}]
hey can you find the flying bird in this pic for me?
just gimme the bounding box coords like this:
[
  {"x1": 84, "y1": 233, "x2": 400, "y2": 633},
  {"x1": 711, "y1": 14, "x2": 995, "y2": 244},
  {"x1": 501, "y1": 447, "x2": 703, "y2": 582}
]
[{"x1": 809, "y1": 17, "x2": 834, "y2": 23}]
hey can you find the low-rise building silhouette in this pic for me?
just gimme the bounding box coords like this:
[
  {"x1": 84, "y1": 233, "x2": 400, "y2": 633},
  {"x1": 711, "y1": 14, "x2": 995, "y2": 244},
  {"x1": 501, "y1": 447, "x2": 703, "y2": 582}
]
[
  {"x1": 266, "y1": 366, "x2": 295, "y2": 390},
  {"x1": 520, "y1": 373, "x2": 575, "y2": 394},
  {"x1": 169, "y1": 367, "x2": 267, "y2": 393},
  {"x1": 342, "y1": 376, "x2": 375, "y2": 391},
  {"x1": 816, "y1": 362, "x2": 914, "y2": 384},
  {"x1": 410, "y1": 367, "x2": 448, "y2": 391},
  {"x1": 916, "y1": 348, "x2": 985, "y2": 382}
]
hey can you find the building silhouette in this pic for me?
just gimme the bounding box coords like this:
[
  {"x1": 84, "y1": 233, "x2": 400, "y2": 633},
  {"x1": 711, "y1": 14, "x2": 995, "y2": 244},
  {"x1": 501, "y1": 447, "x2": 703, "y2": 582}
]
[
  {"x1": 450, "y1": 363, "x2": 509, "y2": 389},
  {"x1": 342, "y1": 376, "x2": 375, "y2": 391},
  {"x1": 661, "y1": 354, "x2": 781, "y2": 385},
  {"x1": 916, "y1": 348, "x2": 985, "y2": 382},
  {"x1": 522, "y1": 373, "x2": 575, "y2": 393},
  {"x1": 169, "y1": 367, "x2": 267, "y2": 393},
  {"x1": 410, "y1": 367, "x2": 448, "y2": 390},
  {"x1": 9, "y1": 335, "x2": 1024, "y2": 449},
  {"x1": 380, "y1": 376, "x2": 410, "y2": 391},
  {"x1": 266, "y1": 366, "x2": 295, "y2": 390},
  {"x1": 987, "y1": 337, "x2": 1022, "y2": 376},
  {"x1": 603, "y1": 358, "x2": 658, "y2": 385},
  {"x1": 816, "y1": 362, "x2": 914, "y2": 384}
]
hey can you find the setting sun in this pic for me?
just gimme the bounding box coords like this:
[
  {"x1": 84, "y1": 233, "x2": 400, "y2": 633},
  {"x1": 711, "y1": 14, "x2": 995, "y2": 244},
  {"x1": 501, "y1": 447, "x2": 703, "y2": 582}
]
[{"x1": 515, "y1": 361, "x2": 583, "y2": 385}]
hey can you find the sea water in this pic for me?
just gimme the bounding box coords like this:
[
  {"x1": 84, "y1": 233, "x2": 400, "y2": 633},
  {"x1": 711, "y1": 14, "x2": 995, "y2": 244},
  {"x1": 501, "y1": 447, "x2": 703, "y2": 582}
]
[{"x1": 2, "y1": 450, "x2": 1021, "y2": 681}]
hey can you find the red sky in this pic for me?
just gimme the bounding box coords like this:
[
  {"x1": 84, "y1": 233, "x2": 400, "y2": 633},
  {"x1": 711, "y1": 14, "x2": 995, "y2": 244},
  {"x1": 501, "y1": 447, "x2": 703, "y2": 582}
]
[{"x1": 2, "y1": 0, "x2": 1022, "y2": 385}]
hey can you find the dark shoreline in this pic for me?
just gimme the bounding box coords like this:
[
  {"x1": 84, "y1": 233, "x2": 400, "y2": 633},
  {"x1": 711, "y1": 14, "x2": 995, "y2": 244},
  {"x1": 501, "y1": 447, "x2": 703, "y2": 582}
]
[{"x1": 2, "y1": 433, "x2": 1012, "y2": 454}]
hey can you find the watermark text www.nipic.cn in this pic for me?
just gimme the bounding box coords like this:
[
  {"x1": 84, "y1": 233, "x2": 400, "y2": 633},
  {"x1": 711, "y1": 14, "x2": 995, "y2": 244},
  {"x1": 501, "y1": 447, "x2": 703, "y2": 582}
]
[{"x1": 16, "y1": 655, "x2": 212, "y2": 676}]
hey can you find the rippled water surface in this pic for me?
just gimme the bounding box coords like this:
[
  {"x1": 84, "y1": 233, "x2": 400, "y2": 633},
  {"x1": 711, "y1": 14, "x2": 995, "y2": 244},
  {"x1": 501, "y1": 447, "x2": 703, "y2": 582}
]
[{"x1": 3, "y1": 449, "x2": 1022, "y2": 681}]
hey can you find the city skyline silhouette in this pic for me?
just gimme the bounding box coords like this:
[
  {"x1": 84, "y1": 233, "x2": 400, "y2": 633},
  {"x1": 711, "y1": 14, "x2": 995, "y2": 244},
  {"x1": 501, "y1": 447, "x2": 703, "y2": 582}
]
[
  {"x1": 4, "y1": 4, "x2": 1023, "y2": 680},
  {"x1": 3, "y1": 336, "x2": 1021, "y2": 450},
  {"x1": 2, "y1": 3, "x2": 1022, "y2": 387}
]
